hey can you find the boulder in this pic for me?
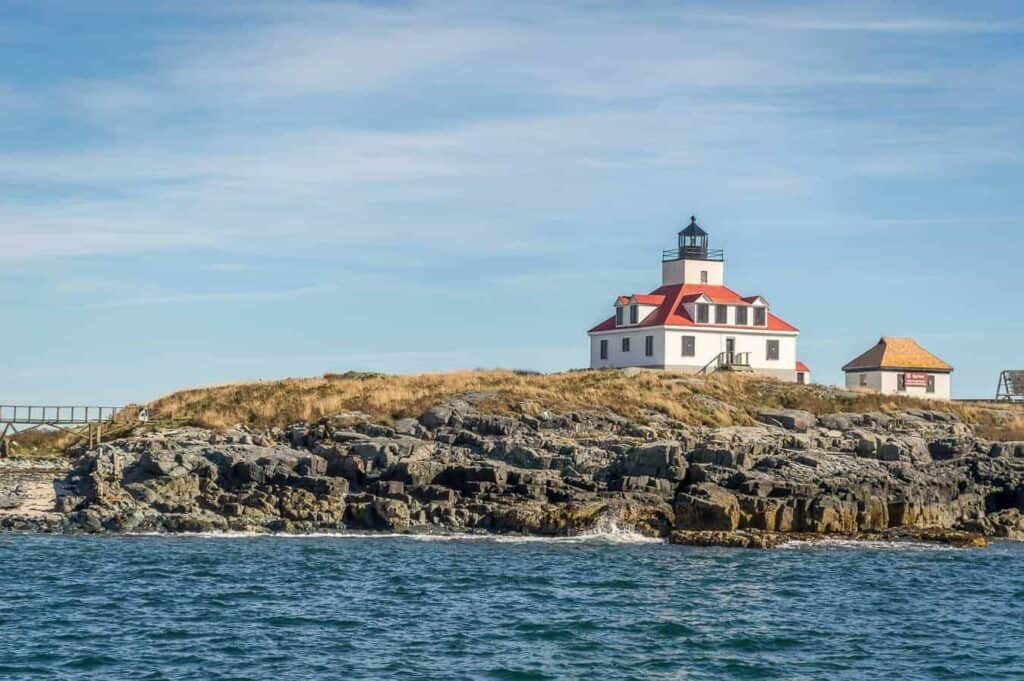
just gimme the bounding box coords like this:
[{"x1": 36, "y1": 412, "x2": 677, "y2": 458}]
[
  {"x1": 688, "y1": 447, "x2": 749, "y2": 470},
  {"x1": 619, "y1": 441, "x2": 688, "y2": 480},
  {"x1": 420, "y1": 405, "x2": 454, "y2": 429},
  {"x1": 989, "y1": 442, "x2": 1024, "y2": 459},
  {"x1": 393, "y1": 418, "x2": 427, "y2": 438},
  {"x1": 373, "y1": 498, "x2": 411, "y2": 531},
  {"x1": 756, "y1": 409, "x2": 818, "y2": 432},
  {"x1": 608, "y1": 476, "x2": 675, "y2": 496},
  {"x1": 674, "y1": 483, "x2": 741, "y2": 531}
]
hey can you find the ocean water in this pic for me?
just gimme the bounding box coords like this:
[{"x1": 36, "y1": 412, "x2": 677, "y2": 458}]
[{"x1": 1, "y1": 531, "x2": 1023, "y2": 681}]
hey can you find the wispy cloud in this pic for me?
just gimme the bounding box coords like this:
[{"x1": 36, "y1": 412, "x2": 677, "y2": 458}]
[
  {"x1": 698, "y1": 10, "x2": 1024, "y2": 34},
  {"x1": 96, "y1": 285, "x2": 326, "y2": 307},
  {"x1": 207, "y1": 263, "x2": 247, "y2": 272},
  {"x1": 1, "y1": 0, "x2": 1022, "y2": 265}
]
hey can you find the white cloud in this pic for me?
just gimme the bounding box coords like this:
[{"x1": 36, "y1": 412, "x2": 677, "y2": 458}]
[
  {"x1": 96, "y1": 285, "x2": 326, "y2": 307},
  {"x1": 207, "y1": 263, "x2": 247, "y2": 272},
  {"x1": 0, "y1": 0, "x2": 1021, "y2": 264},
  {"x1": 697, "y1": 9, "x2": 1024, "y2": 34}
]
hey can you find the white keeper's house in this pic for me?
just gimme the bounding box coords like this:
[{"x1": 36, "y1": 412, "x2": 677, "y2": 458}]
[{"x1": 588, "y1": 217, "x2": 809, "y2": 383}]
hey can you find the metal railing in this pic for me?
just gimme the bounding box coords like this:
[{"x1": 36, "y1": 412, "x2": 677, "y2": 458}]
[
  {"x1": 698, "y1": 352, "x2": 752, "y2": 376},
  {"x1": 662, "y1": 247, "x2": 725, "y2": 262},
  {"x1": 0, "y1": 405, "x2": 125, "y2": 425}
]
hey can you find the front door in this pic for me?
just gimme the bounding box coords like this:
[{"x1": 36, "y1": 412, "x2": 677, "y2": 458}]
[{"x1": 725, "y1": 338, "x2": 736, "y2": 365}]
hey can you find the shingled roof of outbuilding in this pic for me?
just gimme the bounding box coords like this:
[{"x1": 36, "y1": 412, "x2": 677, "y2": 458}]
[{"x1": 842, "y1": 337, "x2": 953, "y2": 373}]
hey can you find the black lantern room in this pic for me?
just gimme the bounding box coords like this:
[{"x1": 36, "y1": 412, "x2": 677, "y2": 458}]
[{"x1": 678, "y1": 216, "x2": 708, "y2": 258}]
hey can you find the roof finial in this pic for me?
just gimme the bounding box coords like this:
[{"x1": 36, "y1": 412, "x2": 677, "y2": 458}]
[{"x1": 690, "y1": 215, "x2": 696, "y2": 224}]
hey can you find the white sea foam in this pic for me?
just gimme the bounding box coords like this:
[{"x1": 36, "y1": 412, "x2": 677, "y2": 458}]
[
  {"x1": 779, "y1": 538, "x2": 956, "y2": 552},
  {"x1": 126, "y1": 518, "x2": 665, "y2": 545}
]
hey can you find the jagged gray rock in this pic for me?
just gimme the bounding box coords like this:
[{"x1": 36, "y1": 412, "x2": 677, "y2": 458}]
[{"x1": 2, "y1": 404, "x2": 1022, "y2": 546}]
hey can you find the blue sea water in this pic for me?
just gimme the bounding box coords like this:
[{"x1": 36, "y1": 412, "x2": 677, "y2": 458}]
[{"x1": 1, "y1": 532, "x2": 1022, "y2": 680}]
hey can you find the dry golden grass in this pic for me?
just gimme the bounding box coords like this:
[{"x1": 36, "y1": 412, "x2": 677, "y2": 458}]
[{"x1": 146, "y1": 369, "x2": 1024, "y2": 440}]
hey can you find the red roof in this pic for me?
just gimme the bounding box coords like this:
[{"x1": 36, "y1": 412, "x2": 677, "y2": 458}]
[
  {"x1": 796, "y1": 361, "x2": 810, "y2": 372},
  {"x1": 617, "y1": 294, "x2": 666, "y2": 306},
  {"x1": 590, "y1": 284, "x2": 799, "y2": 333}
]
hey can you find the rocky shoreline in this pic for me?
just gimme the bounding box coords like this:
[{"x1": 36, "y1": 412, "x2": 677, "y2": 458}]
[{"x1": 2, "y1": 397, "x2": 1023, "y2": 547}]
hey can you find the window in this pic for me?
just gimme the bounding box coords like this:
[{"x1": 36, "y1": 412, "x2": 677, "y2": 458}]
[
  {"x1": 681, "y1": 335, "x2": 696, "y2": 357},
  {"x1": 766, "y1": 340, "x2": 780, "y2": 361},
  {"x1": 753, "y1": 307, "x2": 767, "y2": 326},
  {"x1": 715, "y1": 305, "x2": 728, "y2": 324},
  {"x1": 700, "y1": 270, "x2": 708, "y2": 283},
  {"x1": 696, "y1": 303, "x2": 709, "y2": 323},
  {"x1": 622, "y1": 337, "x2": 630, "y2": 353},
  {"x1": 859, "y1": 374, "x2": 867, "y2": 387},
  {"x1": 615, "y1": 307, "x2": 624, "y2": 326},
  {"x1": 735, "y1": 306, "x2": 748, "y2": 325},
  {"x1": 897, "y1": 374, "x2": 906, "y2": 391},
  {"x1": 797, "y1": 372, "x2": 806, "y2": 385},
  {"x1": 629, "y1": 305, "x2": 639, "y2": 324},
  {"x1": 600, "y1": 340, "x2": 608, "y2": 360},
  {"x1": 645, "y1": 335, "x2": 654, "y2": 357},
  {"x1": 927, "y1": 375, "x2": 935, "y2": 394}
]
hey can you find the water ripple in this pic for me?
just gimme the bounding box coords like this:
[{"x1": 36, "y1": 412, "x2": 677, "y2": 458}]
[{"x1": 1, "y1": 535, "x2": 1022, "y2": 679}]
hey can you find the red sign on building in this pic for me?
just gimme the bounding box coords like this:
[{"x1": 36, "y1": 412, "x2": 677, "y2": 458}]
[{"x1": 904, "y1": 372, "x2": 929, "y2": 388}]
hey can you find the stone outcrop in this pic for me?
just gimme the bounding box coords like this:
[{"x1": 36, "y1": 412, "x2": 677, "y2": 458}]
[{"x1": 3, "y1": 399, "x2": 1024, "y2": 547}]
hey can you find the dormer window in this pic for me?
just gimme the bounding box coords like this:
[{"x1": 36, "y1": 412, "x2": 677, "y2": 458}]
[
  {"x1": 616, "y1": 307, "x2": 624, "y2": 326},
  {"x1": 754, "y1": 307, "x2": 767, "y2": 326},
  {"x1": 696, "y1": 303, "x2": 709, "y2": 323},
  {"x1": 629, "y1": 305, "x2": 639, "y2": 324},
  {"x1": 735, "y1": 306, "x2": 748, "y2": 325},
  {"x1": 715, "y1": 305, "x2": 728, "y2": 324}
]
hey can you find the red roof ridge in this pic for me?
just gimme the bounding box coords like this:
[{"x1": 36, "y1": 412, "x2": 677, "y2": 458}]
[{"x1": 590, "y1": 283, "x2": 799, "y2": 334}]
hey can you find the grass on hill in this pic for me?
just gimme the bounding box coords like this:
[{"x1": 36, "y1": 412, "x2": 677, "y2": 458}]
[{"x1": 145, "y1": 369, "x2": 1024, "y2": 441}]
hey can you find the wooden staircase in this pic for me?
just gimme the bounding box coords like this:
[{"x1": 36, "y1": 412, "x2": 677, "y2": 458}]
[{"x1": 698, "y1": 352, "x2": 753, "y2": 376}]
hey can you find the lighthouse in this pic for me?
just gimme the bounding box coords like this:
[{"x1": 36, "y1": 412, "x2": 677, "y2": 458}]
[{"x1": 588, "y1": 216, "x2": 809, "y2": 383}]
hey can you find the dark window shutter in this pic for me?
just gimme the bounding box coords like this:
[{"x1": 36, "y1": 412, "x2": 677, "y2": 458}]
[
  {"x1": 616, "y1": 308, "x2": 623, "y2": 326},
  {"x1": 600, "y1": 340, "x2": 608, "y2": 360},
  {"x1": 735, "y1": 306, "x2": 748, "y2": 325},
  {"x1": 645, "y1": 336, "x2": 654, "y2": 357},
  {"x1": 715, "y1": 305, "x2": 728, "y2": 324},
  {"x1": 622, "y1": 337, "x2": 630, "y2": 352},
  {"x1": 630, "y1": 305, "x2": 639, "y2": 324}
]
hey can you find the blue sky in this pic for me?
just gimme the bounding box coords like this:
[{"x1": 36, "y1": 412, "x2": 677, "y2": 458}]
[{"x1": 1, "y1": 0, "x2": 1022, "y2": 403}]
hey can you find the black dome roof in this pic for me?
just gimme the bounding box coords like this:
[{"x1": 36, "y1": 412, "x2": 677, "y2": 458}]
[{"x1": 679, "y1": 215, "x2": 707, "y2": 237}]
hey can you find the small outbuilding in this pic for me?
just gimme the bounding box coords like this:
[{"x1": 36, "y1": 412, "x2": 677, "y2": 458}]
[
  {"x1": 842, "y1": 337, "x2": 953, "y2": 400},
  {"x1": 796, "y1": 361, "x2": 811, "y2": 385}
]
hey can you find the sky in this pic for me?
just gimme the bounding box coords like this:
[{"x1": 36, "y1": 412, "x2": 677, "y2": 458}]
[{"x1": 1, "y1": 0, "x2": 1022, "y2": 403}]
